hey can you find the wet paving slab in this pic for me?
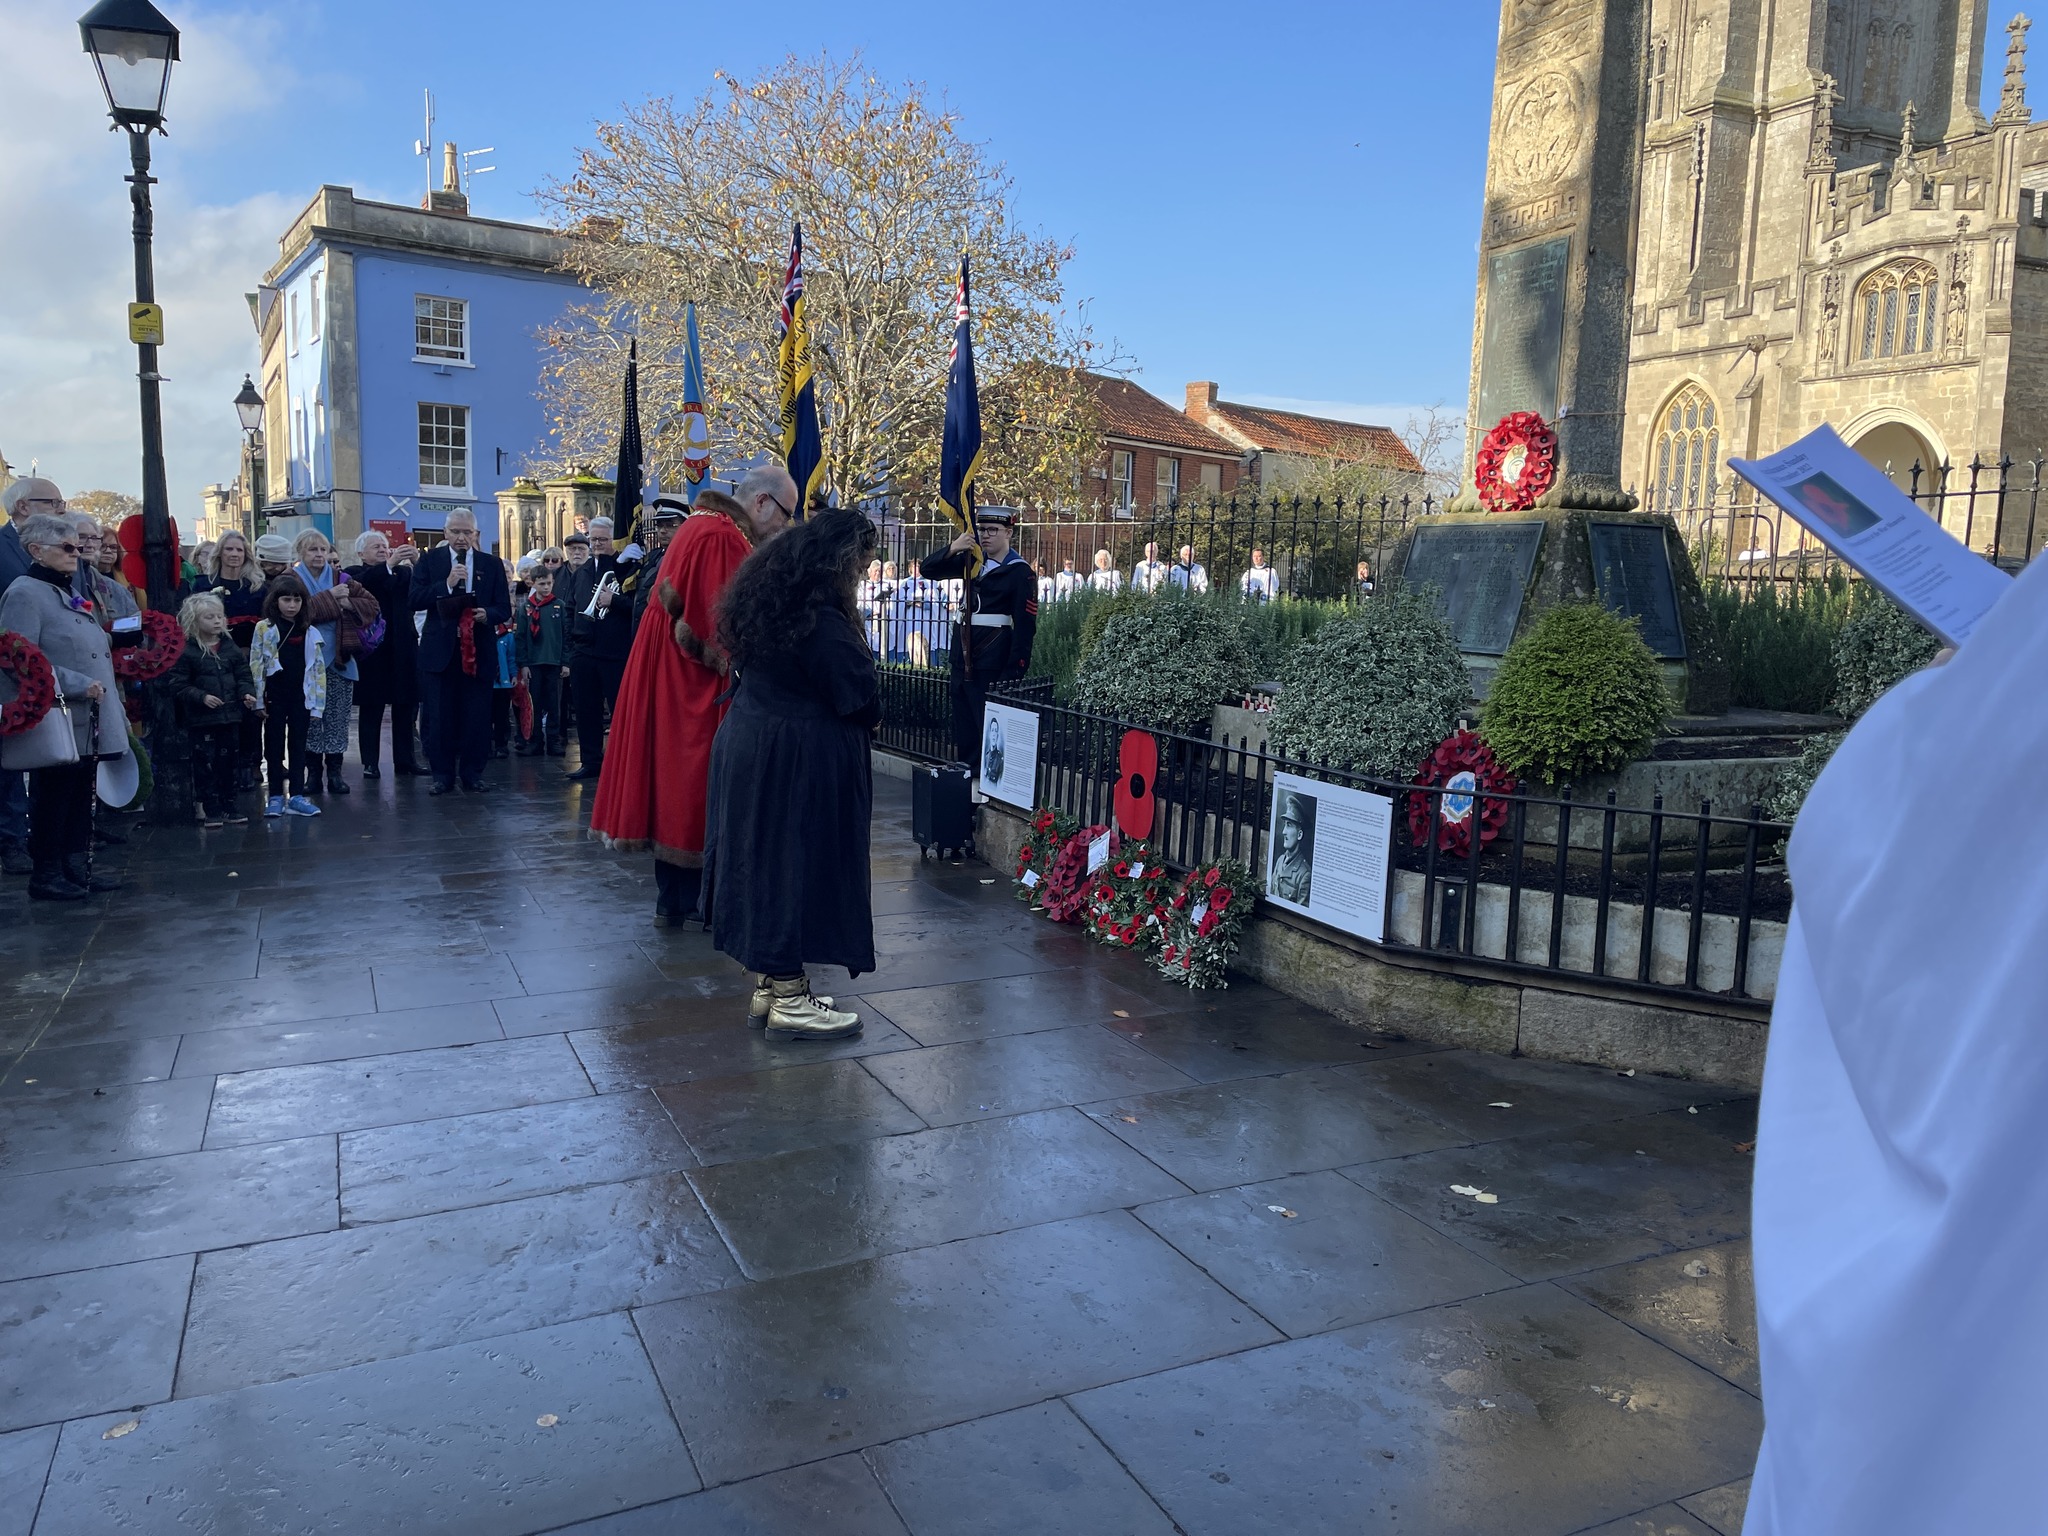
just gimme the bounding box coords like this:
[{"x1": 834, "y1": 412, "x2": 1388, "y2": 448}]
[{"x1": 0, "y1": 762, "x2": 1762, "y2": 1532}]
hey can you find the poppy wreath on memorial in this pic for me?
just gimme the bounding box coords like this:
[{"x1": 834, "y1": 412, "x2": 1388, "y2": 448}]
[
  {"x1": 1153, "y1": 856, "x2": 1258, "y2": 990},
  {"x1": 1081, "y1": 844, "x2": 1176, "y2": 952},
  {"x1": 1013, "y1": 806, "x2": 1079, "y2": 906},
  {"x1": 1473, "y1": 411, "x2": 1559, "y2": 513},
  {"x1": 1407, "y1": 728, "x2": 1517, "y2": 860},
  {"x1": 0, "y1": 631, "x2": 58, "y2": 736},
  {"x1": 1039, "y1": 823, "x2": 1114, "y2": 925},
  {"x1": 111, "y1": 609, "x2": 184, "y2": 683}
]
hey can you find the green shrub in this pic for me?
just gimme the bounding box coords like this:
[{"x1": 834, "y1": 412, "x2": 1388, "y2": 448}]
[
  {"x1": 1763, "y1": 729, "x2": 1846, "y2": 828},
  {"x1": 1026, "y1": 589, "x2": 1101, "y2": 697},
  {"x1": 1231, "y1": 595, "x2": 1350, "y2": 678},
  {"x1": 1071, "y1": 600, "x2": 1257, "y2": 732},
  {"x1": 1832, "y1": 592, "x2": 1940, "y2": 718},
  {"x1": 1266, "y1": 589, "x2": 1471, "y2": 775},
  {"x1": 1482, "y1": 604, "x2": 1670, "y2": 783},
  {"x1": 1703, "y1": 575, "x2": 1854, "y2": 714}
]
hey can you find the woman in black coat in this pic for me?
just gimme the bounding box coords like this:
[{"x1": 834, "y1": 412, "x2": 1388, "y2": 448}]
[
  {"x1": 344, "y1": 529, "x2": 425, "y2": 778},
  {"x1": 703, "y1": 509, "x2": 879, "y2": 1041}
]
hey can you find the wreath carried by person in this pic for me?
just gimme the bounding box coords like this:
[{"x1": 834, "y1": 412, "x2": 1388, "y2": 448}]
[
  {"x1": 1473, "y1": 411, "x2": 1559, "y2": 513},
  {"x1": 0, "y1": 631, "x2": 58, "y2": 736},
  {"x1": 1040, "y1": 823, "x2": 1113, "y2": 925},
  {"x1": 1081, "y1": 845, "x2": 1176, "y2": 952},
  {"x1": 1013, "y1": 807, "x2": 1079, "y2": 907},
  {"x1": 1407, "y1": 728, "x2": 1518, "y2": 860},
  {"x1": 1153, "y1": 857, "x2": 1258, "y2": 989},
  {"x1": 111, "y1": 609, "x2": 184, "y2": 683}
]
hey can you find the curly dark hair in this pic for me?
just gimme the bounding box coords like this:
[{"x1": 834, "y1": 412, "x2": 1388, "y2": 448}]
[
  {"x1": 261, "y1": 574, "x2": 310, "y2": 624},
  {"x1": 716, "y1": 509, "x2": 878, "y2": 668}
]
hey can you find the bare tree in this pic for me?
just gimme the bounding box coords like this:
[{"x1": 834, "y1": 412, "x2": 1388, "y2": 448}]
[
  {"x1": 538, "y1": 56, "x2": 1109, "y2": 507},
  {"x1": 1397, "y1": 405, "x2": 1464, "y2": 501}
]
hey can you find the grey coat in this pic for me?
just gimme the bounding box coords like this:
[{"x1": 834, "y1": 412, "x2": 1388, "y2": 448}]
[{"x1": 0, "y1": 569, "x2": 128, "y2": 757}]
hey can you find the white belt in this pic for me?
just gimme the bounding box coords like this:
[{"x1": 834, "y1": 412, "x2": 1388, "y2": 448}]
[{"x1": 969, "y1": 614, "x2": 1013, "y2": 628}]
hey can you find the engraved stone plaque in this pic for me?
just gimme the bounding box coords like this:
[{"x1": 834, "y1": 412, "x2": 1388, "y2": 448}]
[
  {"x1": 1401, "y1": 521, "x2": 1546, "y2": 655},
  {"x1": 1476, "y1": 238, "x2": 1570, "y2": 430},
  {"x1": 1588, "y1": 521, "x2": 1687, "y2": 658}
]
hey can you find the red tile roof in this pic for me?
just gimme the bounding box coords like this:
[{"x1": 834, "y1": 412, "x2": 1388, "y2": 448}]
[
  {"x1": 1090, "y1": 374, "x2": 1242, "y2": 458},
  {"x1": 1201, "y1": 398, "x2": 1424, "y2": 473}
]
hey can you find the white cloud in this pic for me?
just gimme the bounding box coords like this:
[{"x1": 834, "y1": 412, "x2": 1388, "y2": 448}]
[{"x1": 0, "y1": 1, "x2": 294, "y2": 515}]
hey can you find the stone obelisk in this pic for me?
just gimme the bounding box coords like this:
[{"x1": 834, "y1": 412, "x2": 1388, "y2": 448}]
[{"x1": 1454, "y1": 0, "x2": 1647, "y2": 510}]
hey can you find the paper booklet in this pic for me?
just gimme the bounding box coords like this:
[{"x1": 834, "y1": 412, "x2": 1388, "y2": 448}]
[{"x1": 1728, "y1": 425, "x2": 2012, "y2": 648}]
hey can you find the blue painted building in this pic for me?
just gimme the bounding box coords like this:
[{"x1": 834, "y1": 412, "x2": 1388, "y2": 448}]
[{"x1": 255, "y1": 165, "x2": 581, "y2": 550}]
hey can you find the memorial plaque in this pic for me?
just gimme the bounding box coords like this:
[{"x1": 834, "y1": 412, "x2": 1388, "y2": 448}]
[
  {"x1": 1400, "y1": 521, "x2": 1546, "y2": 655},
  {"x1": 1588, "y1": 521, "x2": 1687, "y2": 658},
  {"x1": 1476, "y1": 237, "x2": 1569, "y2": 429}
]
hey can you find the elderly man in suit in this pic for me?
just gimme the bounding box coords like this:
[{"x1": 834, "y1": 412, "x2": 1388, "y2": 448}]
[{"x1": 408, "y1": 508, "x2": 511, "y2": 795}]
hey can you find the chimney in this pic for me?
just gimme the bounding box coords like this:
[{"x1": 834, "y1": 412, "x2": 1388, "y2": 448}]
[
  {"x1": 1185, "y1": 381, "x2": 1219, "y2": 421},
  {"x1": 424, "y1": 141, "x2": 470, "y2": 216}
]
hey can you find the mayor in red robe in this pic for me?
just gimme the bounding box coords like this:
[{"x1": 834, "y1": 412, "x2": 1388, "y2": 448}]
[{"x1": 590, "y1": 491, "x2": 755, "y2": 921}]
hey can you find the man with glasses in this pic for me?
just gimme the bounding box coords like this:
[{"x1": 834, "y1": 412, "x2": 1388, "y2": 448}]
[
  {"x1": 0, "y1": 478, "x2": 65, "y2": 877},
  {"x1": 561, "y1": 516, "x2": 641, "y2": 781},
  {"x1": 409, "y1": 509, "x2": 511, "y2": 795}
]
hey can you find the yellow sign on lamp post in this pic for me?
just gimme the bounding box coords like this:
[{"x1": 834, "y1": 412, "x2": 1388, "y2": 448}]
[{"x1": 127, "y1": 302, "x2": 164, "y2": 346}]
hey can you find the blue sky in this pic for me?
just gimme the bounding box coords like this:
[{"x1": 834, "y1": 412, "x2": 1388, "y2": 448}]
[{"x1": 0, "y1": 1, "x2": 2028, "y2": 503}]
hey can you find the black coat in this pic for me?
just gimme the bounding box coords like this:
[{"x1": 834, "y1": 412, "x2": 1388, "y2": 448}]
[
  {"x1": 704, "y1": 605, "x2": 881, "y2": 977},
  {"x1": 409, "y1": 546, "x2": 511, "y2": 676},
  {"x1": 562, "y1": 554, "x2": 640, "y2": 662},
  {"x1": 169, "y1": 634, "x2": 252, "y2": 728},
  {"x1": 346, "y1": 561, "x2": 419, "y2": 678}
]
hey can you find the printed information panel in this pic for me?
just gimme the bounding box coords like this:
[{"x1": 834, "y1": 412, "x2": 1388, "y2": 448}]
[
  {"x1": 979, "y1": 701, "x2": 1040, "y2": 811},
  {"x1": 1264, "y1": 771, "x2": 1393, "y2": 944}
]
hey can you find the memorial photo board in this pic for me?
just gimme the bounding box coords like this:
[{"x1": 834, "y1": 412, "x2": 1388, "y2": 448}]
[
  {"x1": 1401, "y1": 520, "x2": 1545, "y2": 654},
  {"x1": 979, "y1": 701, "x2": 1040, "y2": 811},
  {"x1": 1476, "y1": 237, "x2": 1569, "y2": 428},
  {"x1": 1265, "y1": 771, "x2": 1393, "y2": 944},
  {"x1": 1587, "y1": 522, "x2": 1687, "y2": 658}
]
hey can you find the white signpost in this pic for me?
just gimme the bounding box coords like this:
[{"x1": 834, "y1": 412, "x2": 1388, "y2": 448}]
[{"x1": 1264, "y1": 771, "x2": 1394, "y2": 944}]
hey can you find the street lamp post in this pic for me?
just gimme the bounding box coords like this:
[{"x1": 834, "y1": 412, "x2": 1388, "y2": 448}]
[
  {"x1": 234, "y1": 374, "x2": 267, "y2": 538},
  {"x1": 80, "y1": 0, "x2": 180, "y2": 615},
  {"x1": 82, "y1": 0, "x2": 184, "y2": 825}
]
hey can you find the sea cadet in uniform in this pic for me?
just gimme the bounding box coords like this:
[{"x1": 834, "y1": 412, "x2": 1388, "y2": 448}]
[{"x1": 919, "y1": 506, "x2": 1037, "y2": 769}]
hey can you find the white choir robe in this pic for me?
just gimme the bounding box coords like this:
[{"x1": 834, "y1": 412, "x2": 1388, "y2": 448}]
[{"x1": 1745, "y1": 555, "x2": 2048, "y2": 1534}]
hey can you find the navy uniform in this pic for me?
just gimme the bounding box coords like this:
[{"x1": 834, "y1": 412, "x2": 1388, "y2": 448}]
[{"x1": 919, "y1": 510, "x2": 1038, "y2": 767}]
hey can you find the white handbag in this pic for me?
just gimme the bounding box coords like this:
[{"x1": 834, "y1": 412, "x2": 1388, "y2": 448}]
[{"x1": 0, "y1": 691, "x2": 82, "y2": 771}]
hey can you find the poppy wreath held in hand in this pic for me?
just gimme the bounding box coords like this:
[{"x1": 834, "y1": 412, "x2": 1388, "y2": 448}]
[
  {"x1": 1040, "y1": 823, "x2": 1113, "y2": 925},
  {"x1": 1081, "y1": 844, "x2": 1176, "y2": 952},
  {"x1": 1408, "y1": 729, "x2": 1518, "y2": 860},
  {"x1": 0, "y1": 631, "x2": 58, "y2": 736},
  {"x1": 1013, "y1": 806, "x2": 1078, "y2": 906},
  {"x1": 1473, "y1": 411, "x2": 1558, "y2": 513},
  {"x1": 1153, "y1": 857, "x2": 1258, "y2": 990},
  {"x1": 111, "y1": 609, "x2": 185, "y2": 683}
]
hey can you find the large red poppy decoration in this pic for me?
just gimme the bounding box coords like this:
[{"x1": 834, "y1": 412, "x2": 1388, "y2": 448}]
[
  {"x1": 1408, "y1": 729, "x2": 1517, "y2": 859},
  {"x1": 1114, "y1": 729, "x2": 1157, "y2": 842},
  {"x1": 1473, "y1": 412, "x2": 1559, "y2": 513},
  {"x1": 116, "y1": 513, "x2": 182, "y2": 595}
]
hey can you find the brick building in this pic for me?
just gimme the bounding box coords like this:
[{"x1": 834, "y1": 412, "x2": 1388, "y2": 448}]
[
  {"x1": 1183, "y1": 382, "x2": 1427, "y2": 493},
  {"x1": 1085, "y1": 373, "x2": 1244, "y2": 512}
]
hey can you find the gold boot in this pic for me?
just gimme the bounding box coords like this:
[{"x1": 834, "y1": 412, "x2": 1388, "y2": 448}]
[
  {"x1": 750, "y1": 973, "x2": 833, "y2": 1028},
  {"x1": 764, "y1": 975, "x2": 862, "y2": 1041}
]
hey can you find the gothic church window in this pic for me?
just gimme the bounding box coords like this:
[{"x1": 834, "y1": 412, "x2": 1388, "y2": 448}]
[
  {"x1": 1652, "y1": 384, "x2": 1720, "y2": 511},
  {"x1": 1855, "y1": 260, "x2": 1941, "y2": 360}
]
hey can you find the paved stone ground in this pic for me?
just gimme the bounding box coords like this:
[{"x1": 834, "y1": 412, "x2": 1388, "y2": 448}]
[{"x1": 0, "y1": 755, "x2": 1762, "y2": 1535}]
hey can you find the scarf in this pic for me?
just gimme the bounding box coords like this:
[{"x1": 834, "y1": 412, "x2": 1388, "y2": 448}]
[
  {"x1": 33, "y1": 562, "x2": 94, "y2": 615},
  {"x1": 525, "y1": 589, "x2": 557, "y2": 643},
  {"x1": 291, "y1": 560, "x2": 357, "y2": 683}
]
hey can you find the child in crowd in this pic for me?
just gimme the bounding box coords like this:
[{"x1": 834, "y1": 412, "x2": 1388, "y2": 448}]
[
  {"x1": 515, "y1": 564, "x2": 570, "y2": 755},
  {"x1": 170, "y1": 592, "x2": 260, "y2": 829},
  {"x1": 249, "y1": 575, "x2": 321, "y2": 818}
]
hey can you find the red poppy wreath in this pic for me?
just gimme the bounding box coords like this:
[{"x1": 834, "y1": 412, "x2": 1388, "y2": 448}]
[
  {"x1": 1473, "y1": 411, "x2": 1558, "y2": 513},
  {"x1": 112, "y1": 609, "x2": 185, "y2": 683},
  {"x1": 1408, "y1": 728, "x2": 1517, "y2": 860},
  {"x1": 0, "y1": 631, "x2": 58, "y2": 736}
]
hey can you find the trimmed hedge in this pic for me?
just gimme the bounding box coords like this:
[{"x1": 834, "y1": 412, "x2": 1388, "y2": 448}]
[
  {"x1": 1481, "y1": 604, "x2": 1669, "y2": 783},
  {"x1": 1070, "y1": 600, "x2": 1256, "y2": 733},
  {"x1": 1832, "y1": 592, "x2": 1941, "y2": 718},
  {"x1": 1266, "y1": 589, "x2": 1471, "y2": 775}
]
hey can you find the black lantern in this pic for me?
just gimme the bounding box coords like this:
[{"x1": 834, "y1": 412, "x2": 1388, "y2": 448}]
[
  {"x1": 79, "y1": 0, "x2": 180, "y2": 131},
  {"x1": 233, "y1": 375, "x2": 264, "y2": 434}
]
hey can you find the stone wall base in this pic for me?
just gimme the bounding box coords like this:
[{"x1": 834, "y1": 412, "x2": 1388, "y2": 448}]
[{"x1": 967, "y1": 787, "x2": 1765, "y2": 1090}]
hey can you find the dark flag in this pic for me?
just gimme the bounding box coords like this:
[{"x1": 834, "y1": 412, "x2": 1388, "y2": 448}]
[
  {"x1": 613, "y1": 337, "x2": 645, "y2": 546},
  {"x1": 936, "y1": 251, "x2": 983, "y2": 567},
  {"x1": 777, "y1": 223, "x2": 825, "y2": 516}
]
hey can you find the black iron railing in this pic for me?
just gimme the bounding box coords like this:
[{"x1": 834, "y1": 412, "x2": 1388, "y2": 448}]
[{"x1": 915, "y1": 690, "x2": 1791, "y2": 1012}]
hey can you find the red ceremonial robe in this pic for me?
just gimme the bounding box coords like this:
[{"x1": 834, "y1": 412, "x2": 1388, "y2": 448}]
[{"x1": 589, "y1": 508, "x2": 752, "y2": 865}]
